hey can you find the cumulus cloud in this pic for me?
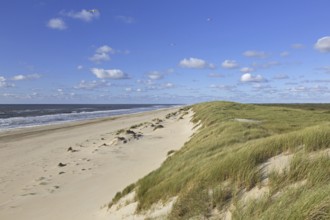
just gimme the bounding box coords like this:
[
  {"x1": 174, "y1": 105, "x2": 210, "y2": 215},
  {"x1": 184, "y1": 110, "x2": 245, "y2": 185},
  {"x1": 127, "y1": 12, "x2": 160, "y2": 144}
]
[
  {"x1": 89, "y1": 53, "x2": 110, "y2": 63},
  {"x1": 243, "y1": 50, "x2": 268, "y2": 58},
  {"x1": 47, "y1": 18, "x2": 67, "y2": 30},
  {"x1": 314, "y1": 36, "x2": 330, "y2": 52},
  {"x1": 77, "y1": 65, "x2": 83, "y2": 70},
  {"x1": 0, "y1": 76, "x2": 14, "y2": 88},
  {"x1": 12, "y1": 74, "x2": 41, "y2": 81},
  {"x1": 74, "y1": 80, "x2": 109, "y2": 90},
  {"x1": 240, "y1": 67, "x2": 254, "y2": 73},
  {"x1": 96, "y1": 45, "x2": 114, "y2": 54},
  {"x1": 222, "y1": 60, "x2": 239, "y2": 69},
  {"x1": 116, "y1": 15, "x2": 135, "y2": 24},
  {"x1": 179, "y1": 57, "x2": 213, "y2": 69},
  {"x1": 62, "y1": 9, "x2": 100, "y2": 22},
  {"x1": 0, "y1": 76, "x2": 6, "y2": 87},
  {"x1": 240, "y1": 73, "x2": 265, "y2": 82},
  {"x1": 90, "y1": 68, "x2": 129, "y2": 79},
  {"x1": 147, "y1": 71, "x2": 163, "y2": 80},
  {"x1": 90, "y1": 45, "x2": 115, "y2": 63}
]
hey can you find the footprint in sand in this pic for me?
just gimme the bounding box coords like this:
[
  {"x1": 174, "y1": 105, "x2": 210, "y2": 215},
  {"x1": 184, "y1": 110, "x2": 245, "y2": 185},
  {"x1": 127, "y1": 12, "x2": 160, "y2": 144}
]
[
  {"x1": 35, "y1": 176, "x2": 52, "y2": 186},
  {"x1": 48, "y1": 185, "x2": 60, "y2": 194}
]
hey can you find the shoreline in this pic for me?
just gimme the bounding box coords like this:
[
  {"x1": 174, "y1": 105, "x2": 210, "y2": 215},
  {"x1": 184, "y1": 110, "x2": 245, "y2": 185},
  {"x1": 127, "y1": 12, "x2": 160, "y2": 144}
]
[
  {"x1": 0, "y1": 106, "x2": 183, "y2": 143},
  {"x1": 0, "y1": 104, "x2": 185, "y2": 135},
  {"x1": 0, "y1": 106, "x2": 195, "y2": 220}
]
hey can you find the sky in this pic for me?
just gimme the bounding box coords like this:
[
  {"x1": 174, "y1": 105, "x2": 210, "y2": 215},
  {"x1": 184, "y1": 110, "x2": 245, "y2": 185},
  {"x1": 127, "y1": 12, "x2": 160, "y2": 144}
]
[{"x1": 0, "y1": 0, "x2": 329, "y2": 104}]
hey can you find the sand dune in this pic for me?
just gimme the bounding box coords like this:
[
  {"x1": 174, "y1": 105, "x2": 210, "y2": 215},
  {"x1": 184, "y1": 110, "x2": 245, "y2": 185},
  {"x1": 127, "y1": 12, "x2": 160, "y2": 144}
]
[{"x1": 0, "y1": 108, "x2": 195, "y2": 220}]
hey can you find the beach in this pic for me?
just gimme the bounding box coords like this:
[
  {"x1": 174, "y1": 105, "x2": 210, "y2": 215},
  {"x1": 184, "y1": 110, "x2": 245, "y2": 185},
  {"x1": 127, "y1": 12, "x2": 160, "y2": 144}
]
[{"x1": 0, "y1": 107, "x2": 195, "y2": 220}]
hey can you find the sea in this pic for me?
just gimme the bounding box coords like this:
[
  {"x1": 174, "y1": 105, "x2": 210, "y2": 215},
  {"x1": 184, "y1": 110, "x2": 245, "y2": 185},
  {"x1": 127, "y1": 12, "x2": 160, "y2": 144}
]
[{"x1": 0, "y1": 104, "x2": 179, "y2": 132}]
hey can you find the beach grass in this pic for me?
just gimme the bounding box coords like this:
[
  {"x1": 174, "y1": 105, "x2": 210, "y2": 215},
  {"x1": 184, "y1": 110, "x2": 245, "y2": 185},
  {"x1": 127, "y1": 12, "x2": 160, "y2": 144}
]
[{"x1": 109, "y1": 101, "x2": 330, "y2": 219}]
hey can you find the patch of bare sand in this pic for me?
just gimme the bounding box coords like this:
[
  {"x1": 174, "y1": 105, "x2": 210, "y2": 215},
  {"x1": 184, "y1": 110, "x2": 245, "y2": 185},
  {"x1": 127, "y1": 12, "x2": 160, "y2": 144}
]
[
  {"x1": 0, "y1": 108, "x2": 196, "y2": 220},
  {"x1": 106, "y1": 191, "x2": 177, "y2": 220}
]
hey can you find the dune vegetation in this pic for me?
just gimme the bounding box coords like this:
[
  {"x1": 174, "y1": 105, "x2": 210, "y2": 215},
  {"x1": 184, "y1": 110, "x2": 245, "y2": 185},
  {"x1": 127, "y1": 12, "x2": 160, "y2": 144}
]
[{"x1": 108, "y1": 101, "x2": 330, "y2": 219}]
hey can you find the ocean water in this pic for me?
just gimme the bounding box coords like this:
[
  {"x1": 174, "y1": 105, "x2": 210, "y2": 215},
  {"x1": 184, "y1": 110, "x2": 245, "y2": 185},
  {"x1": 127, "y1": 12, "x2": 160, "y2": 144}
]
[{"x1": 0, "y1": 104, "x2": 178, "y2": 132}]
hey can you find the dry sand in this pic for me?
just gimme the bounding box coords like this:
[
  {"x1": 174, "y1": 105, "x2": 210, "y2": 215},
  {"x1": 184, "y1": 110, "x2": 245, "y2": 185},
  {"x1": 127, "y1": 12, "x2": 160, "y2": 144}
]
[{"x1": 0, "y1": 107, "x2": 195, "y2": 220}]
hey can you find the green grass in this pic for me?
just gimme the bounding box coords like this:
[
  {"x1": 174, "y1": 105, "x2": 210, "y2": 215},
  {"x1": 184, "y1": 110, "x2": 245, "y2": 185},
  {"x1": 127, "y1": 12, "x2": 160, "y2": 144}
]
[{"x1": 109, "y1": 101, "x2": 330, "y2": 219}]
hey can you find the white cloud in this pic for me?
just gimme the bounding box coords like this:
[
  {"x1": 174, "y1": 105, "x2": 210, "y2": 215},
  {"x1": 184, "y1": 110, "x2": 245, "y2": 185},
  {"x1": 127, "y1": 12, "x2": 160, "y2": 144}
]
[
  {"x1": 243, "y1": 50, "x2": 268, "y2": 58},
  {"x1": 147, "y1": 71, "x2": 163, "y2": 80},
  {"x1": 90, "y1": 68, "x2": 129, "y2": 79},
  {"x1": 240, "y1": 73, "x2": 265, "y2": 82},
  {"x1": 125, "y1": 87, "x2": 132, "y2": 92},
  {"x1": 291, "y1": 43, "x2": 304, "y2": 49},
  {"x1": 47, "y1": 18, "x2": 67, "y2": 30},
  {"x1": 0, "y1": 76, "x2": 14, "y2": 88},
  {"x1": 89, "y1": 53, "x2": 110, "y2": 63},
  {"x1": 289, "y1": 85, "x2": 330, "y2": 94},
  {"x1": 163, "y1": 83, "x2": 174, "y2": 88},
  {"x1": 116, "y1": 16, "x2": 135, "y2": 24},
  {"x1": 179, "y1": 57, "x2": 212, "y2": 69},
  {"x1": 314, "y1": 36, "x2": 330, "y2": 52},
  {"x1": 74, "y1": 80, "x2": 109, "y2": 90},
  {"x1": 11, "y1": 75, "x2": 25, "y2": 81},
  {"x1": 289, "y1": 86, "x2": 308, "y2": 93},
  {"x1": 90, "y1": 45, "x2": 115, "y2": 63},
  {"x1": 63, "y1": 9, "x2": 100, "y2": 22},
  {"x1": 12, "y1": 74, "x2": 41, "y2": 81},
  {"x1": 0, "y1": 76, "x2": 6, "y2": 87},
  {"x1": 252, "y1": 83, "x2": 271, "y2": 90},
  {"x1": 222, "y1": 60, "x2": 239, "y2": 69},
  {"x1": 96, "y1": 45, "x2": 114, "y2": 54},
  {"x1": 77, "y1": 65, "x2": 83, "y2": 70},
  {"x1": 240, "y1": 67, "x2": 254, "y2": 73}
]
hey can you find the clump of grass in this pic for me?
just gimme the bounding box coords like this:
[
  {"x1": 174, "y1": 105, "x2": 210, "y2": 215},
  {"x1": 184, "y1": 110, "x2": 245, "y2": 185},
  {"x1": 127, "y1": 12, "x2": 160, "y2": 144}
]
[
  {"x1": 233, "y1": 184, "x2": 330, "y2": 220},
  {"x1": 269, "y1": 152, "x2": 330, "y2": 192},
  {"x1": 165, "y1": 112, "x2": 178, "y2": 119},
  {"x1": 130, "y1": 122, "x2": 148, "y2": 129},
  {"x1": 115, "y1": 129, "x2": 125, "y2": 135},
  {"x1": 108, "y1": 183, "x2": 135, "y2": 209},
  {"x1": 108, "y1": 101, "x2": 330, "y2": 219},
  {"x1": 153, "y1": 124, "x2": 164, "y2": 131},
  {"x1": 167, "y1": 150, "x2": 176, "y2": 156},
  {"x1": 152, "y1": 118, "x2": 163, "y2": 124}
]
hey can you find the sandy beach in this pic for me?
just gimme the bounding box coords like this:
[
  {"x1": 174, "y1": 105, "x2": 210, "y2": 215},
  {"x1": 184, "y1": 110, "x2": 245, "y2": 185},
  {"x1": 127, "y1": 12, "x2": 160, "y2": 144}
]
[{"x1": 0, "y1": 107, "x2": 195, "y2": 220}]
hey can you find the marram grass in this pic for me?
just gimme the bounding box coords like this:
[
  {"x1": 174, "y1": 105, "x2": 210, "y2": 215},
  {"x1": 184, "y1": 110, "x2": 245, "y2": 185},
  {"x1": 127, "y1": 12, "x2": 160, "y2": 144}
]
[{"x1": 109, "y1": 101, "x2": 330, "y2": 219}]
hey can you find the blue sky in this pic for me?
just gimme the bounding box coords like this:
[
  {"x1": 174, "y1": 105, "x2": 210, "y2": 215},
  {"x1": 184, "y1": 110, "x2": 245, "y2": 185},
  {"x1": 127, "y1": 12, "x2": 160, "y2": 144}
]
[{"x1": 0, "y1": 0, "x2": 329, "y2": 104}]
